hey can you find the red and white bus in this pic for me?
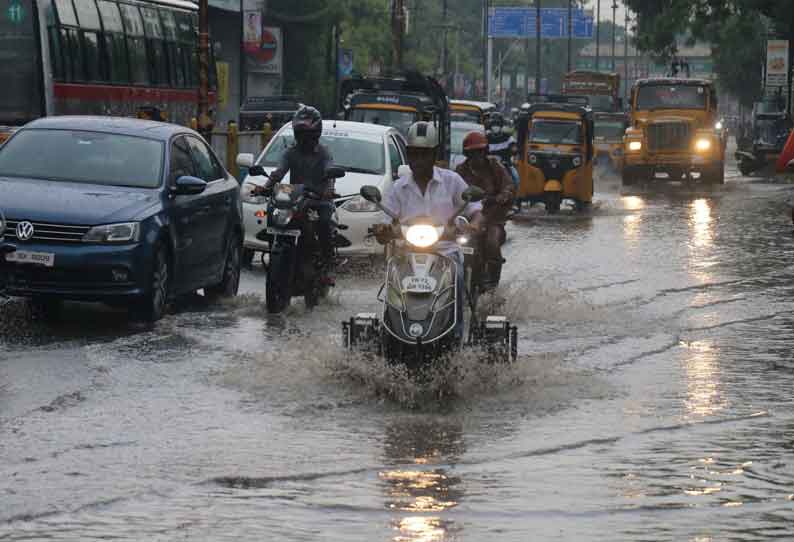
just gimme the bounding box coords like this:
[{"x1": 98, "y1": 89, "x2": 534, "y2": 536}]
[{"x1": 0, "y1": 0, "x2": 215, "y2": 142}]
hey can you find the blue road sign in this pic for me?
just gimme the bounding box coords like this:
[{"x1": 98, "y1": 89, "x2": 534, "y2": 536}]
[{"x1": 488, "y1": 7, "x2": 594, "y2": 39}]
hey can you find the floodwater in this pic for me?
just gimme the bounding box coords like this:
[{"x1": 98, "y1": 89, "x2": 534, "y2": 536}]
[{"x1": 2, "y1": 155, "x2": 794, "y2": 541}]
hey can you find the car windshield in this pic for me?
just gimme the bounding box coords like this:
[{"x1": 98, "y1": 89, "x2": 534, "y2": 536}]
[
  {"x1": 0, "y1": 129, "x2": 164, "y2": 188},
  {"x1": 451, "y1": 110, "x2": 481, "y2": 124},
  {"x1": 451, "y1": 126, "x2": 485, "y2": 154},
  {"x1": 636, "y1": 85, "x2": 707, "y2": 110},
  {"x1": 530, "y1": 120, "x2": 583, "y2": 144},
  {"x1": 259, "y1": 133, "x2": 385, "y2": 174},
  {"x1": 349, "y1": 108, "x2": 416, "y2": 136},
  {"x1": 595, "y1": 121, "x2": 626, "y2": 140}
]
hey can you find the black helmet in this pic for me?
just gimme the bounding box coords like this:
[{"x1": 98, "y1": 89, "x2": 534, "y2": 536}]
[
  {"x1": 485, "y1": 112, "x2": 505, "y2": 130},
  {"x1": 292, "y1": 105, "x2": 322, "y2": 137}
]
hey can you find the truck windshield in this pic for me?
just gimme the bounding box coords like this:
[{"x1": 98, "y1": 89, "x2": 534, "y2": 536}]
[
  {"x1": 0, "y1": 0, "x2": 44, "y2": 125},
  {"x1": 349, "y1": 108, "x2": 416, "y2": 137},
  {"x1": 595, "y1": 121, "x2": 626, "y2": 140},
  {"x1": 530, "y1": 120, "x2": 582, "y2": 145},
  {"x1": 636, "y1": 85, "x2": 707, "y2": 110},
  {"x1": 585, "y1": 95, "x2": 615, "y2": 112}
]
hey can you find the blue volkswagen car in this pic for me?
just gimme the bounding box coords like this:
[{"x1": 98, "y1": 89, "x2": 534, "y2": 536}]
[{"x1": 0, "y1": 116, "x2": 243, "y2": 321}]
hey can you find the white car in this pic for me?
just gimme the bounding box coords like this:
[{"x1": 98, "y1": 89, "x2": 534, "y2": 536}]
[
  {"x1": 450, "y1": 121, "x2": 486, "y2": 170},
  {"x1": 237, "y1": 121, "x2": 407, "y2": 254}
]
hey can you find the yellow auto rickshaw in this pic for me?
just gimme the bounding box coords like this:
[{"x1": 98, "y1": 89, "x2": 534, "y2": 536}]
[
  {"x1": 593, "y1": 112, "x2": 628, "y2": 172},
  {"x1": 450, "y1": 100, "x2": 496, "y2": 125},
  {"x1": 515, "y1": 95, "x2": 594, "y2": 213}
]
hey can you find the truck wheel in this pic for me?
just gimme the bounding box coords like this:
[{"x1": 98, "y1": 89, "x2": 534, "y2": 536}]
[{"x1": 621, "y1": 167, "x2": 636, "y2": 186}]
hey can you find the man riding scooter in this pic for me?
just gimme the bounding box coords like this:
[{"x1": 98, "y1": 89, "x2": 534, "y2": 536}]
[
  {"x1": 485, "y1": 112, "x2": 519, "y2": 187},
  {"x1": 455, "y1": 131, "x2": 515, "y2": 287},
  {"x1": 253, "y1": 105, "x2": 337, "y2": 284},
  {"x1": 372, "y1": 121, "x2": 484, "y2": 341}
]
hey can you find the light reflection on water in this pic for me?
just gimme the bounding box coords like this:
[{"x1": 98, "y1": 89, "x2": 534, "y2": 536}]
[{"x1": 683, "y1": 340, "x2": 725, "y2": 419}]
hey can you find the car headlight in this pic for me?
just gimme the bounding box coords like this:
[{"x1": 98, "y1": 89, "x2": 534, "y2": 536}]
[
  {"x1": 0, "y1": 211, "x2": 5, "y2": 239},
  {"x1": 695, "y1": 138, "x2": 711, "y2": 152},
  {"x1": 83, "y1": 222, "x2": 140, "y2": 244},
  {"x1": 628, "y1": 141, "x2": 642, "y2": 151},
  {"x1": 528, "y1": 153, "x2": 538, "y2": 164},
  {"x1": 242, "y1": 182, "x2": 267, "y2": 204},
  {"x1": 715, "y1": 121, "x2": 723, "y2": 131},
  {"x1": 572, "y1": 155, "x2": 582, "y2": 167},
  {"x1": 341, "y1": 195, "x2": 379, "y2": 213},
  {"x1": 404, "y1": 224, "x2": 441, "y2": 248}
]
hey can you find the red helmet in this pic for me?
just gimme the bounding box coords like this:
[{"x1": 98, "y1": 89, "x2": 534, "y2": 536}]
[{"x1": 462, "y1": 131, "x2": 488, "y2": 152}]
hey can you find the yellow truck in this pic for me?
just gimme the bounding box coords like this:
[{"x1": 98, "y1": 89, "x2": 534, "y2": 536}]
[{"x1": 622, "y1": 78, "x2": 724, "y2": 185}]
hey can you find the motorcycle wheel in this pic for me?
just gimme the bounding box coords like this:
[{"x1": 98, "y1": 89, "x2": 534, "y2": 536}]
[{"x1": 266, "y1": 250, "x2": 291, "y2": 314}]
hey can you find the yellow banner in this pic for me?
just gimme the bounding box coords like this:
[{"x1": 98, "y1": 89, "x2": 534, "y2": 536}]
[{"x1": 216, "y1": 61, "x2": 230, "y2": 109}]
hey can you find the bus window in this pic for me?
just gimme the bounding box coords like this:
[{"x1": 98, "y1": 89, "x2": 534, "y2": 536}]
[
  {"x1": 73, "y1": 0, "x2": 101, "y2": 30},
  {"x1": 141, "y1": 7, "x2": 168, "y2": 86},
  {"x1": 48, "y1": 27, "x2": 65, "y2": 80},
  {"x1": 59, "y1": 27, "x2": 83, "y2": 81},
  {"x1": 118, "y1": 4, "x2": 148, "y2": 85},
  {"x1": 81, "y1": 31, "x2": 104, "y2": 81},
  {"x1": 54, "y1": 0, "x2": 78, "y2": 27},
  {"x1": 97, "y1": 1, "x2": 128, "y2": 83}
]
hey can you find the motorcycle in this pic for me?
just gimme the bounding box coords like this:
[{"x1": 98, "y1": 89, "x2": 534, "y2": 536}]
[
  {"x1": 342, "y1": 185, "x2": 517, "y2": 368},
  {"x1": 247, "y1": 165, "x2": 348, "y2": 314}
]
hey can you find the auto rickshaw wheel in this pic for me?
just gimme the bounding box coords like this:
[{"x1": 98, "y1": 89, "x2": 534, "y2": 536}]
[
  {"x1": 621, "y1": 167, "x2": 636, "y2": 186},
  {"x1": 545, "y1": 192, "x2": 562, "y2": 214}
]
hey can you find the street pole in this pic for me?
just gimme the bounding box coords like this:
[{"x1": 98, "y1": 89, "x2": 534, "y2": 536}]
[
  {"x1": 535, "y1": 0, "x2": 541, "y2": 95},
  {"x1": 239, "y1": 0, "x2": 244, "y2": 107},
  {"x1": 595, "y1": 0, "x2": 600, "y2": 71},
  {"x1": 487, "y1": 36, "x2": 494, "y2": 101},
  {"x1": 567, "y1": 0, "x2": 572, "y2": 73},
  {"x1": 442, "y1": 0, "x2": 448, "y2": 75},
  {"x1": 624, "y1": 6, "x2": 629, "y2": 105},
  {"x1": 333, "y1": 24, "x2": 340, "y2": 114},
  {"x1": 198, "y1": 0, "x2": 211, "y2": 140},
  {"x1": 483, "y1": 0, "x2": 489, "y2": 99},
  {"x1": 611, "y1": 1, "x2": 617, "y2": 71},
  {"x1": 392, "y1": 0, "x2": 404, "y2": 72}
]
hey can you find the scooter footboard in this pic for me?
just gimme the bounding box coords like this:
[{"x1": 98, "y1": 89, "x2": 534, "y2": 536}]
[{"x1": 342, "y1": 313, "x2": 381, "y2": 351}]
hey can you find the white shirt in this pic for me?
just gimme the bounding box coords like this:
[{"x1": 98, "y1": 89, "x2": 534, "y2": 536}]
[{"x1": 382, "y1": 166, "x2": 482, "y2": 256}]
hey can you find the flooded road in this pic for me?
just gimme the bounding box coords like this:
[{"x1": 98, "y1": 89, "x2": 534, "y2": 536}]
[{"x1": 3, "y1": 156, "x2": 794, "y2": 540}]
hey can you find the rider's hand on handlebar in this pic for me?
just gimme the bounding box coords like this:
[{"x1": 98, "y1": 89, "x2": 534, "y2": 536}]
[
  {"x1": 372, "y1": 224, "x2": 393, "y2": 245},
  {"x1": 251, "y1": 183, "x2": 272, "y2": 196}
]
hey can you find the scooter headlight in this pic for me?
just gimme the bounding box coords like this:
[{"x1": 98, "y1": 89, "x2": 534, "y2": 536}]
[
  {"x1": 715, "y1": 121, "x2": 723, "y2": 131},
  {"x1": 628, "y1": 141, "x2": 642, "y2": 152},
  {"x1": 404, "y1": 224, "x2": 441, "y2": 248}
]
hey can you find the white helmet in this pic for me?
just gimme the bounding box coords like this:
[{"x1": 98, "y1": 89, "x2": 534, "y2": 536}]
[{"x1": 406, "y1": 121, "x2": 439, "y2": 149}]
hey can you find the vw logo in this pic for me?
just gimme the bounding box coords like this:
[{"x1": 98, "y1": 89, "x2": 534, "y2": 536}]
[{"x1": 16, "y1": 221, "x2": 34, "y2": 242}]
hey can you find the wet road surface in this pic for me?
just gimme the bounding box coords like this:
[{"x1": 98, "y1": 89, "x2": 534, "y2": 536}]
[{"x1": 3, "y1": 154, "x2": 794, "y2": 540}]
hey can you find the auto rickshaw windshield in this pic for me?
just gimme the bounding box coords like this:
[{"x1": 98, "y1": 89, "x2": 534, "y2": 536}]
[
  {"x1": 530, "y1": 119, "x2": 583, "y2": 145},
  {"x1": 349, "y1": 108, "x2": 416, "y2": 136},
  {"x1": 594, "y1": 121, "x2": 625, "y2": 139}
]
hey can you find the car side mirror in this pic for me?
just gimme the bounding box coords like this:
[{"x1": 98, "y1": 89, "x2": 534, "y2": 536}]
[
  {"x1": 325, "y1": 165, "x2": 346, "y2": 179},
  {"x1": 173, "y1": 175, "x2": 207, "y2": 196},
  {"x1": 247, "y1": 165, "x2": 267, "y2": 178},
  {"x1": 462, "y1": 186, "x2": 485, "y2": 203},
  {"x1": 236, "y1": 153, "x2": 255, "y2": 169},
  {"x1": 360, "y1": 185, "x2": 382, "y2": 203}
]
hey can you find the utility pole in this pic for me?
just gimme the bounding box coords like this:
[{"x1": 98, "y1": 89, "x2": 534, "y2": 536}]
[
  {"x1": 442, "y1": 0, "x2": 448, "y2": 75},
  {"x1": 483, "y1": 0, "x2": 489, "y2": 100},
  {"x1": 624, "y1": 5, "x2": 629, "y2": 105},
  {"x1": 567, "y1": 0, "x2": 573, "y2": 72},
  {"x1": 611, "y1": 1, "x2": 617, "y2": 71},
  {"x1": 197, "y1": 0, "x2": 211, "y2": 140},
  {"x1": 391, "y1": 0, "x2": 404, "y2": 72},
  {"x1": 535, "y1": 0, "x2": 541, "y2": 95},
  {"x1": 595, "y1": 0, "x2": 601, "y2": 71}
]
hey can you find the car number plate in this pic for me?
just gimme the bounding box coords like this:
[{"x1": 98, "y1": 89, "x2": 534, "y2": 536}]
[
  {"x1": 5, "y1": 250, "x2": 55, "y2": 267},
  {"x1": 402, "y1": 275, "x2": 437, "y2": 293},
  {"x1": 266, "y1": 227, "x2": 301, "y2": 238}
]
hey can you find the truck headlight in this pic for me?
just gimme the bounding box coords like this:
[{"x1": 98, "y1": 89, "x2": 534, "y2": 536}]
[
  {"x1": 695, "y1": 138, "x2": 711, "y2": 152},
  {"x1": 83, "y1": 222, "x2": 140, "y2": 244},
  {"x1": 628, "y1": 141, "x2": 642, "y2": 151},
  {"x1": 341, "y1": 195, "x2": 379, "y2": 213}
]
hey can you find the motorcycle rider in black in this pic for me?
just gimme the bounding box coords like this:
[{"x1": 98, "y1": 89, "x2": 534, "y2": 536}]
[
  {"x1": 485, "y1": 112, "x2": 518, "y2": 187},
  {"x1": 255, "y1": 106, "x2": 336, "y2": 283}
]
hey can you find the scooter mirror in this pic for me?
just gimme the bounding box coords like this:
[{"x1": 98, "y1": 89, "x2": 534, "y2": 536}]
[
  {"x1": 462, "y1": 186, "x2": 485, "y2": 203},
  {"x1": 360, "y1": 185, "x2": 382, "y2": 203}
]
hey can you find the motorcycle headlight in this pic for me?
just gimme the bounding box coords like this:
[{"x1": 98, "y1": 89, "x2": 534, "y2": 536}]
[
  {"x1": 572, "y1": 155, "x2": 582, "y2": 167},
  {"x1": 341, "y1": 195, "x2": 379, "y2": 213},
  {"x1": 83, "y1": 222, "x2": 140, "y2": 244},
  {"x1": 628, "y1": 141, "x2": 642, "y2": 151},
  {"x1": 695, "y1": 138, "x2": 711, "y2": 152},
  {"x1": 404, "y1": 224, "x2": 441, "y2": 248},
  {"x1": 242, "y1": 182, "x2": 267, "y2": 204}
]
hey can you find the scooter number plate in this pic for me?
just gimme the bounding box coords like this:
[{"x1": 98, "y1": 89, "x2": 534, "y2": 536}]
[
  {"x1": 461, "y1": 247, "x2": 474, "y2": 255},
  {"x1": 266, "y1": 227, "x2": 301, "y2": 238},
  {"x1": 402, "y1": 276, "x2": 437, "y2": 293}
]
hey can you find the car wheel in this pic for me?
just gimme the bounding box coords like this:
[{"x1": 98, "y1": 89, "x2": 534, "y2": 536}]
[
  {"x1": 206, "y1": 233, "x2": 242, "y2": 301},
  {"x1": 242, "y1": 248, "x2": 255, "y2": 267},
  {"x1": 132, "y1": 242, "x2": 170, "y2": 322}
]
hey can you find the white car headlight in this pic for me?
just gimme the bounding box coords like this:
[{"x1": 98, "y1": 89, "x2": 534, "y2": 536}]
[
  {"x1": 341, "y1": 195, "x2": 379, "y2": 213},
  {"x1": 404, "y1": 224, "x2": 441, "y2": 248},
  {"x1": 695, "y1": 138, "x2": 711, "y2": 152},
  {"x1": 628, "y1": 141, "x2": 642, "y2": 151},
  {"x1": 242, "y1": 182, "x2": 267, "y2": 204},
  {"x1": 0, "y1": 211, "x2": 5, "y2": 239},
  {"x1": 83, "y1": 222, "x2": 140, "y2": 244},
  {"x1": 715, "y1": 121, "x2": 723, "y2": 131}
]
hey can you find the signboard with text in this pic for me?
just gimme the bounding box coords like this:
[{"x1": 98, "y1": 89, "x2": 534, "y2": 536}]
[
  {"x1": 766, "y1": 40, "x2": 789, "y2": 88},
  {"x1": 243, "y1": 14, "x2": 282, "y2": 75},
  {"x1": 488, "y1": 7, "x2": 594, "y2": 39}
]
